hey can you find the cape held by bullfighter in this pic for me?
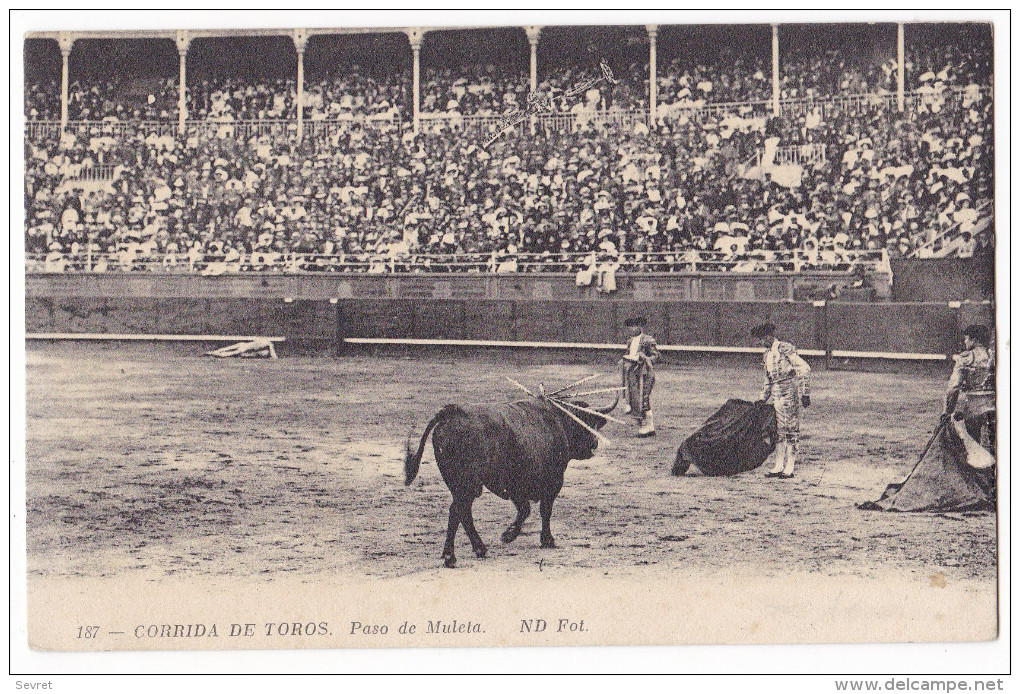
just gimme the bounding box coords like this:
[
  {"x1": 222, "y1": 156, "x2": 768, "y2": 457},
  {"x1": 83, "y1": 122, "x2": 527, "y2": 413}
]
[{"x1": 404, "y1": 389, "x2": 619, "y2": 568}]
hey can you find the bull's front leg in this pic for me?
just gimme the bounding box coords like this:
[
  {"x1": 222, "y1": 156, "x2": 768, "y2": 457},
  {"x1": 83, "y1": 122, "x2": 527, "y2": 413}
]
[
  {"x1": 442, "y1": 501, "x2": 461, "y2": 568},
  {"x1": 539, "y1": 496, "x2": 557, "y2": 548},
  {"x1": 501, "y1": 499, "x2": 531, "y2": 544}
]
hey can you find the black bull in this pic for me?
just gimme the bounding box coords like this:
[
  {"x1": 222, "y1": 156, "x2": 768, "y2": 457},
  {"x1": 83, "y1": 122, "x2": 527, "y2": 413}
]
[{"x1": 404, "y1": 397, "x2": 617, "y2": 568}]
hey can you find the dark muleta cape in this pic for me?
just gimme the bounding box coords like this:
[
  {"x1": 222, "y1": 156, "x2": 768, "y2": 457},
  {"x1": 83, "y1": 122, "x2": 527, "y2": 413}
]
[
  {"x1": 672, "y1": 399, "x2": 778, "y2": 476},
  {"x1": 858, "y1": 417, "x2": 995, "y2": 512}
]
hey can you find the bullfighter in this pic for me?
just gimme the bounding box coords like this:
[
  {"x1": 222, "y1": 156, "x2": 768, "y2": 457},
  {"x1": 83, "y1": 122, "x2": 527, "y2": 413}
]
[
  {"x1": 944, "y1": 323, "x2": 995, "y2": 450},
  {"x1": 620, "y1": 316, "x2": 659, "y2": 437},
  {"x1": 752, "y1": 322, "x2": 811, "y2": 479}
]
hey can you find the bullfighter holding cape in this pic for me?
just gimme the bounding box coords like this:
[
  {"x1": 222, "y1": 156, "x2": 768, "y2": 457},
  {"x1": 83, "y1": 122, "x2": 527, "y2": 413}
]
[
  {"x1": 620, "y1": 316, "x2": 658, "y2": 437},
  {"x1": 943, "y1": 324, "x2": 995, "y2": 449},
  {"x1": 859, "y1": 324, "x2": 996, "y2": 513},
  {"x1": 752, "y1": 322, "x2": 811, "y2": 479}
]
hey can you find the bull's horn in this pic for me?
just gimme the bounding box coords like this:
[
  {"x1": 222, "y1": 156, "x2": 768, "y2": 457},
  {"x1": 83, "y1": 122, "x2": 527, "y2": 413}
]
[{"x1": 597, "y1": 393, "x2": 620, "y2": 415}]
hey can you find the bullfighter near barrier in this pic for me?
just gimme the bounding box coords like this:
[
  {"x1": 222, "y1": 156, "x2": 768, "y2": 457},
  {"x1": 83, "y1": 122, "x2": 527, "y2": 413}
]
[
  {"x1": 18, "y1": 10, "x2": 1003, "y2": 676},
  {"x1": 619, "y1": 316, "x2": 659, "y2": 437}
]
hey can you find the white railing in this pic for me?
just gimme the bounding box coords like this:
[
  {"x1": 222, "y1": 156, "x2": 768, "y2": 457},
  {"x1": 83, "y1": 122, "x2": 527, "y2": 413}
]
[
  {"x1": 49, "y1": 120, "x2": 182, "y2": 139},
  {"x1": 24, "y1": 114, "x2": 403, "y2": 142},
  {"x1": 779, "y1": 92, "x2": 896, "y2": 117},
  {"x1": 418, "y1": 108, "x2": 648, "y2": 135},
  {"x1": 304, "y1": 115, "x2": 403, "y2": 138},
  {"x1": 26, "y1": 121, "x2": 63, "y2": 139},
  {"x1": 659, "y1": 98, "x2": 771, "y2": 120},
  {"x1": 24, "y1": 86, "x2": 989, "y2": 143},
  {"x1": 656, "y1": 86, "x2": 977, "y2": 122},
  {"x1": 192, "y1": 119, "x2": 291, "y2": 140},
  {"x1": 750, "y1": 142, "x2": 827, "y2": 168},
  {"x1": 73, "y1": 164, "x2": 117, "y2": 182},
  {"x1": 26, "y1": 248, "x2": 890, "y2": 276},
  {"x1": 777, "y1": 143, "x2": 827, "y2": 166},
  {"x1": 419, "y1": 111, "x2": 519, "y2": 134}
]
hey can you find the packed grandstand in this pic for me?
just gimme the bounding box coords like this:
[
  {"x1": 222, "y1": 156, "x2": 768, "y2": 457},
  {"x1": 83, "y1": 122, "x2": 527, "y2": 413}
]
[{"x1": 24, "y1": 24, "x2": 993, "y2": 276}]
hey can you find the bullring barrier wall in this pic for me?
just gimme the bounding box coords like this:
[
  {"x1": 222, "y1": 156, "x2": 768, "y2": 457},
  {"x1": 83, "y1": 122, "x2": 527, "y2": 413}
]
[
  {"x1": 337, "y1": 299, "x2": 827, "y2": 350},
  {"x1": 26, "y1": 297, "x2": 336, "y2": 343},
  {"x1": 27, "y1": 256, "x2": 991, "y2": 305},
  {"x1": 25, "y1": 271, "x2": 884, "y2": 303},
  {"x1": 890, "y1": 257, "x2": 995, "y2": 303},
  {"x1": 26, "y1": 291, "x2": 994, "y2": 359},
  {"x1": 335, "y1": 299, "x2": 991, "y2": 357}
]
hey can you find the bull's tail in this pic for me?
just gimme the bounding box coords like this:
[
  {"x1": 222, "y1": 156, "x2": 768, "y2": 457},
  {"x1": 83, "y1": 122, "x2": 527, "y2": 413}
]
[{"x1": 404, "y1": 406, "x2": 455, "y2": 486}]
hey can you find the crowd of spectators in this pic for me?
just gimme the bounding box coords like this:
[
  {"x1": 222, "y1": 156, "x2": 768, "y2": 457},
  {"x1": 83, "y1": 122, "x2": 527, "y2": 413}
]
[
  {"x1": 33, "y1": 76, "x2": 180, "y2": 121},
  {"x1": 25, "y1": 78, "x2": 992, "y2": 274},
  {"x1": 184, "y1": 68, "x2": 409, "y2": 123},
  {"x1": 25, "y1": 79, "x2": 61, "y2": 120},
  {"x1": 24, "y1": 32, "x2": 993, "y2": 274},
  {"x1": 25, "y1": 37, "x2": 991, "y2": 121}
]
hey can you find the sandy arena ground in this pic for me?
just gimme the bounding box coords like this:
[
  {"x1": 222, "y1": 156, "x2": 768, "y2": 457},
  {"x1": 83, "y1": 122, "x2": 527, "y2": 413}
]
[{"x1": 22, "y1": 343, "x2": 999, "y2": 648}]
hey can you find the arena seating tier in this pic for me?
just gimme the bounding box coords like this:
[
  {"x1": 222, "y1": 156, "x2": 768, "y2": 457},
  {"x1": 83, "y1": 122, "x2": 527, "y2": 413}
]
[{"x1": 24, "y1": 36, "x2": 993, "y2": 273}]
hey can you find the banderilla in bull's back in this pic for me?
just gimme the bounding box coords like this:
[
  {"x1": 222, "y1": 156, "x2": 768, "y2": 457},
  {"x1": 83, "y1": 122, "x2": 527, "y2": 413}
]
[{"x1": 403, "y1": 383, "x2": 620, "y2": 568}]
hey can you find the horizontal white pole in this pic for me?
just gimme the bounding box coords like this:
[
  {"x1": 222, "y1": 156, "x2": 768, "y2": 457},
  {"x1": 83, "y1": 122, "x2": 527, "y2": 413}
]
[
  {"x1": 26, "y1": 333, "x2": 286, "y2": 342},
  {"x1": 659, "y1": 345, "x2": 827, "y2": 357},
  {"x1": 345, "y1": 337, "x2": 823, "y2": 357},
  {"x1": 831, "y1": 349, "x2": 946, "y2": 361},
  {"x1": 345, "y1": 337, "x2": 621, "y2": 349},
  {"x1": 25, "y1": 334, "x2": 945, "y2": 360}
]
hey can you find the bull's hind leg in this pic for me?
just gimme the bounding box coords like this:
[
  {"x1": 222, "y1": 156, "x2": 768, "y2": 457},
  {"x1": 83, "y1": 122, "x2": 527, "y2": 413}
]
[
  {"x1": 501, "y1": 499, "x2": 530, "y2": 544},
  {"x1": 458, "y1": 499, "x2": 488, "y2": 559},
  {"x1": 442, "y1": 502, "x2": 461, "y2": 568},
  {"x1": 539, "y1": 496, "x2": 557, "y2": 548}
]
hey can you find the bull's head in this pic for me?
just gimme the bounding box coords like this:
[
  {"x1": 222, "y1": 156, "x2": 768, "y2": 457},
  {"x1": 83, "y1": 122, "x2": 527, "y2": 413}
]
[{"x1": 561, "y1": 395, "x2": 619, "y2": 459}]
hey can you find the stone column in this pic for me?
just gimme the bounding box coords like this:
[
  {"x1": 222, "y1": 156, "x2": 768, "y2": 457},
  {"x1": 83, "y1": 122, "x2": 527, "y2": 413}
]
[
  {"x1": 58, "y1": 32, "x2": 74, "y2": 134},
  {"x1": 293, "y1": 29, "x2": 308, "y2": 142},
  {"x1": 647, "y1": 25, "x2": 658, "y2": 124},
  {"x1": 175, "y1": 30, "x2": 190, "y2": 134},
  {"x1": 771, "y1": 24, "x2": 780, "y2": 116},
  {"x1": 897, "y1": 23, "x2": 905, "y2": 112},
  {"x1": 406, "y1": 28, "x2": 424, "y2": 134},
  {"x1": 524, "y1": 26, "x2": 541, "y2": 93}
]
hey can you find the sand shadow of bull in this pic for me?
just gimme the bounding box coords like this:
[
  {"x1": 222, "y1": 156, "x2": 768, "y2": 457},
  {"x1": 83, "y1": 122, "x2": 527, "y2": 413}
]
[{"x1": 404, "y1": 396, "x2": 618, "y2": 568}]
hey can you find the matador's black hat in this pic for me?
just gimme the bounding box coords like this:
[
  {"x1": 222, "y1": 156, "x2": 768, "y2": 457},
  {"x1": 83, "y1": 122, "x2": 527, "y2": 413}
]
[
  {"x1": 750, "y1": 322, "x2": 777, "y2": 339},
  {"x1": 962, "y1": 324, "x2": 991, "y2": 347},
  {"x1": 624, "y1": 316, "x2": 647, "y2": 328}
]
